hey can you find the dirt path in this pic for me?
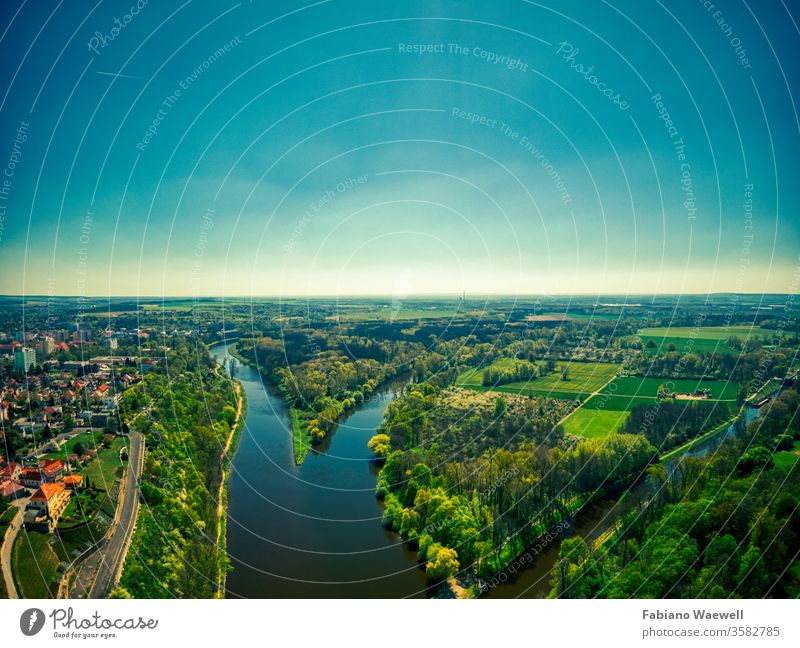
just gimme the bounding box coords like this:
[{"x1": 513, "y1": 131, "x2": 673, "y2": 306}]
[
  {"x1": 0, "y1": 498, "x2": 28, "y2": 599},
  {"x1": 215, "y1": 372, "x2": 244, "y2": 598},
  {"x1": 554, "y1": 373, "x2": 619, "y2": 429}
]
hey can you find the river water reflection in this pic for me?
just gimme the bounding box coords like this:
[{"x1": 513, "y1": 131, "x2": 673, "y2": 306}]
[{"x1": 211, "y1": 344, "x2": 428, "y2": 598}]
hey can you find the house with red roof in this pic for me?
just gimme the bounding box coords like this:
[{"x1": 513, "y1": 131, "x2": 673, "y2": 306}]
[
  {"x1": 63, "y1": 475, "x2": 83, "y2": 490},
  {"x1": 39, "y1": 459, "x2": 65, "y2": 482},
  {"x1": 0, "y1": 461, "x2": 21, "y2": 481},
  {"x1": 20, "y1": 467, "x2": 43, "y2": 488},
  {"x1": 25, "y1": 482, "x2": 70, "y2": 528},
  {"x1": 0, "y1": 479, "x2": 25, "y2": 499}
]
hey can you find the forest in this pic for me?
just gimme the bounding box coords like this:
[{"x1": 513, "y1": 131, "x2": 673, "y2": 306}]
[
  {"x1": 115, "y1": 338, "x2": 238, "y2": 598},
  {"x1": 551, "y1": 384, "x2": 800, "y2": 598},
  {"x1": 623, "y1": 400, "x2": 733, "y2": 454},
  {"x1": 372, "y1": 383, "x2": 655, "y2": 588}
]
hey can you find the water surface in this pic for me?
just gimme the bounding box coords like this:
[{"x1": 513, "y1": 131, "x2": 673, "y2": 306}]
[{"x1": 211, "y1": 344, "x2": 427, "y2": 598}]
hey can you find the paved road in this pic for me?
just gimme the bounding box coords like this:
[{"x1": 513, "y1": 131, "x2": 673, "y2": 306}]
[
  {"x1": 71, "y1": 431, "x2": 144, "y2": 598},
  {"x1": 0, "y1": 496, "x2": 30, "y2": 599}
]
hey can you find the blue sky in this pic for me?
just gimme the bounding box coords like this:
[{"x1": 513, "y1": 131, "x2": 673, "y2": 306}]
[{"x1": 0, "y1": 0, "x2": 798, "y2": 297}]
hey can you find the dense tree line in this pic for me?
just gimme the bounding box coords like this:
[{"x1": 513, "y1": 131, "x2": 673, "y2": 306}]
[
  {"x1": 623, "y1": 346, "x2": 795, "y2": 390},
  {"x1": 482, "y1": 359, "x2": 540, "y2": 387},
  {"x1": 622, "y1": 400, "x2": 733, "y2": 453},
  {"x1": 372, "y1": 384, "x2": 655, "y2": 587},
  {"x1": 117, "y1": 338, "x2": 238, "y2": 598},
  {"x1": 552, "y1": 384, "x2": 800, "y2": 599}
]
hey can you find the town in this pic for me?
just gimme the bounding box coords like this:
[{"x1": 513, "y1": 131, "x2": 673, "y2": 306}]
[{"x1": 0, "y1": 310, "x2": 189, "y2": 599}]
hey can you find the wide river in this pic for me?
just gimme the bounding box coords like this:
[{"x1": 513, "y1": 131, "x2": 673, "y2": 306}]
[
  {"x1": 210, "y1": 343, "x2": 429, "y2": 598},
  {"x1": 211, "y1": 343, "x2": 759, "y2": 598}
]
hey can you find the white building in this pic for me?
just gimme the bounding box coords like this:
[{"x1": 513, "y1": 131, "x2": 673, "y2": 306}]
[{"x1": 14, "y1": 346, "x2": 36, "y2": 373}]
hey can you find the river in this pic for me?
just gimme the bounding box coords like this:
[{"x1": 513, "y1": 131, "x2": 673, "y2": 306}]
[
  {"x1": 485, "y1": 406, "x2": 760, "y2": 598},
  {"x1": 210, "y1": 344, "x2": 428, "y2": 598},
  {"x1": 212, "y1": 342, "x2": 759, "y2": 598}
]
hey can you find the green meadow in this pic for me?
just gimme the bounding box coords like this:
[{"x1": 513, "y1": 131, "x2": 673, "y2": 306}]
[
  {"x1": 562, "y1": 407, "x2": 630, "y2": 439},
  {"x1": 601, "y1": 376, "x2": 740, "y2": 400},
  {"x1": 774, "y1": 441, "x2": 800, "y2": 470},
  {"x1": 457, "y1": 360, "x2": 618, "y2": 400},
  {"x1": 638, "y1": 325, "x2": 779, "y2": 356},
  {"x1": 562, "y1": 373, "x2": 739, "y2": 440}
]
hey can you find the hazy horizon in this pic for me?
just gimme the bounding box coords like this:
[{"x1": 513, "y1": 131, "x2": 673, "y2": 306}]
[{"x1": 1, "y1": 1, "x2": 798, "y2": 296}]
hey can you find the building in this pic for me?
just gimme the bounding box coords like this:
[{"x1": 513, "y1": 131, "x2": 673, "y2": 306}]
[
  {"x1": 20, "y1": 467, "x2": 43, "y2": 489},
  {"x1": 25, "y1": 482, "x2": 70, "y2": 528},
  {"x1": 0, "y1": 461, "x2": 21, "y2": 481},
  {"x1": 14, "y1": 347, "x2": 36, "y2": 373},
  {"x1": 39, "y1": 459, "x2": 65, "y2": 482},
  {"x1": 0, "y1": 479, "x2": 25, "y2": 499},
  {"x1": 63, "y1": 475, "x2": 83, "y2": 490},
  {"x1": 37, "y1": 337, "x2": 56, "y2": 360}
]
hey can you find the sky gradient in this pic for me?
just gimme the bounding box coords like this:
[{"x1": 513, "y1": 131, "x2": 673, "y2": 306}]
[{"x1": 0, "y1": 0, "x2": 798, "y2": 297}]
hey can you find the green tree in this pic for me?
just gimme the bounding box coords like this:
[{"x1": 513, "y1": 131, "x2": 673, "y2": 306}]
[{"x1": 426, "y1": 546, "x2": 460, "y2": 582}]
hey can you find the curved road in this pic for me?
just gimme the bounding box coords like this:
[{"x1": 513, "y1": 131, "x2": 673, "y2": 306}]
[
  {"x1": 0, "y1": 497, "x2": 28, "y2": 598},
  {"x1": 71, "y1": 431, "x2": 144, "y2": 598}
]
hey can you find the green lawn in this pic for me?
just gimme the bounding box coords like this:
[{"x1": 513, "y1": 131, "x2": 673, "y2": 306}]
[
  {"x1": 774, "y1": 441, "x2": 800, "y2": 470},
  {"x1": 639, "y1": 325, "x2": 778, "y2": 340},
  {"x1": 562, "y1": 407, "x2": 630, "y2": 439},
  {"x1": 290, "y1": 408, "x2": 312, "y2": 465},
  {"x1": 81, "y1": 437, "x2": 128, "y2": 493},
  {"x1": 601, "y1": 376, "x2": 740, "y2": 400},
  {"x1": 581, "y1": 393, "x2": 655, "y2": 412},
  {"x1": 455, "y1": 358, "x2": 539, "y2": 388},
  {"x1": 42, "y1": 430, "x2": 104, "y2": 462},
  {"x1": 13, "y1": 528, "x2": 60, "y2": 598},
  {"x1": 458, "y1": 361, "x2": 618, "y2": 400}
]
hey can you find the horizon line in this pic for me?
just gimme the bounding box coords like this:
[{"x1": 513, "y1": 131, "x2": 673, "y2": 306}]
[{"x1": 0, "y1": 291, "x2": 794, "y2": 300}]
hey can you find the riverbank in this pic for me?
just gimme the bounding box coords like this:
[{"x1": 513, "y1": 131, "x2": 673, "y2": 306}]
[
  {"x1": 210, "y1": 344, "x2": 428, "y2": 597},
  {"x1": 227, "y1": 341, "x2": 401, "y2": 465},
  {"x1": 660, "y1": 408, "x2": 743, "y2": 462},
  {"x1": 215, "y1": 378, "x2": 246, "y2": 598},
  {"x1": 224, "y1": 342, "x2": 312, "y2": 464}
]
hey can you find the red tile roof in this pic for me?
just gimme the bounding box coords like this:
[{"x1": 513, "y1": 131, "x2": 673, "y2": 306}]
[
  {"x1": 31, "y1": 482, "x2": 65, "y2": 501},
  {"x1": 21, "y1": 467, "x2": 42, "y2": 481}
]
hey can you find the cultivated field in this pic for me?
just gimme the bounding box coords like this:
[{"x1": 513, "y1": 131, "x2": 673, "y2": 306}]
[
  {"x1": 457, "y1": 360, "x2": 618, "y2": 400},
  {"x1": 638, "y1": 325, "x2": 779, "y2": 355},
  {"x1": 562, "y1": 407, "x2": 630, "y2": 439},
  {"x1": 560, "y1": 373, "x2": 740, "y2": 440},
  {"x1": 601, "y1": 376, "x2": 740, "y2": 400}
]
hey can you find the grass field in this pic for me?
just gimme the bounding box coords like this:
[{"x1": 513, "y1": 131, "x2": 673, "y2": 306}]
[
  {"x1": 639, "y1": 325, "x2": 779, "y2": 356},
  {"x1": 601, "y1": 376, "x2": 740, "y2": 400},
  {"x1": 562, "y1": 407, "x2": 630, "y2": 439},
  {"x1": 13, "y1": 529, "x2": 60, "y2": 598},
  {"x1": 337, "y1": 307, "x2": 464, "y2": 321},
  {"x1": 561, "y1": 372, "x2": 738, "y2": 440},
  {"x1": 774, "y1": 441, "x2": 800, "y2": 470},
  {"x1": 291, "y1": 408, "x2": 312, "y2": 465},
  {"x1": 81, "y1": 437, "x2": 127, "y2": 494},
  {"x1": 581, "y1": 393, "x2": 655, "y2": 412},
  {"x1": 639, "y1": 325, "x2": 778, "y2": 340},
  {"x1": 455, "y1": 358, "x2": 536, "y2": 388},
  {"x1": 458, "y1": 360, "x2": 618, "y2": 400}
]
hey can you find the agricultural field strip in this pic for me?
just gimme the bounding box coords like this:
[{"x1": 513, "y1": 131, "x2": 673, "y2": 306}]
[{"x1": 638, "y1": 325, "x2": 779, "y2": 340}]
